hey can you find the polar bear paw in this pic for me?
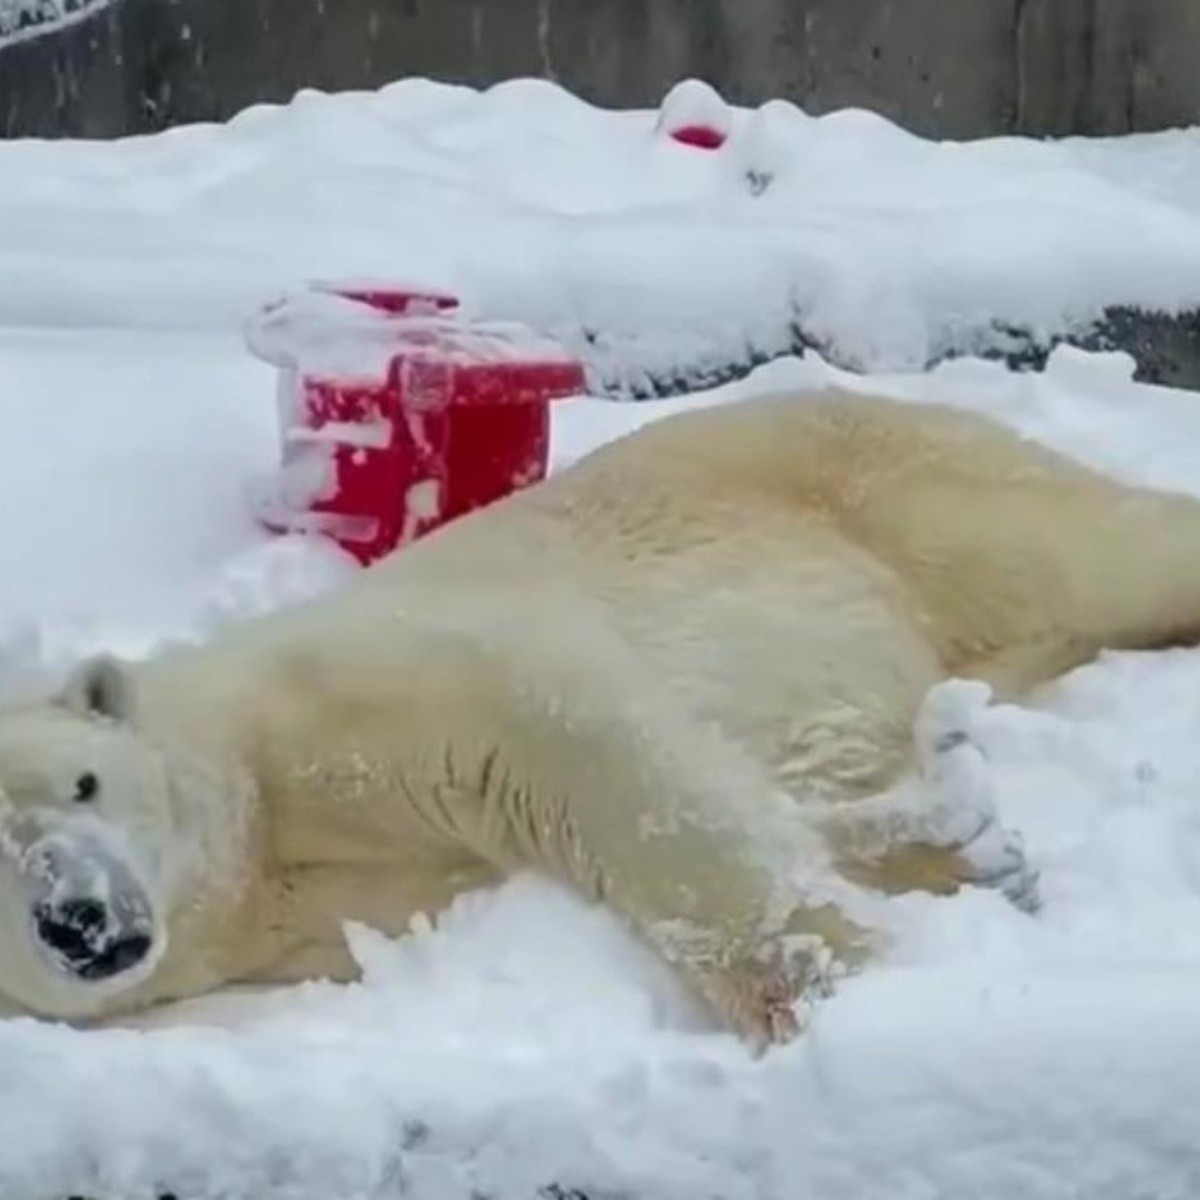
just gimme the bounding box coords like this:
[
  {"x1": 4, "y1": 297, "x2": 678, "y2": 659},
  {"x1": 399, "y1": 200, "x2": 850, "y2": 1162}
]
[
  {"x1": 698, "y1": 937, "x2": 846, "y2": 1051},
  {"x1": 953, "y1": 809, "x2": 1040, "y2": 913},
  {"x1": 744, "y1": 973, "x2": 804, "y2": 1049},
  {"x1": 696, "y1": 964, "x2": 801, "y2": 1049},
  {"x1": 916, "y1": 678, "x2": 1040, "y2": 913}
]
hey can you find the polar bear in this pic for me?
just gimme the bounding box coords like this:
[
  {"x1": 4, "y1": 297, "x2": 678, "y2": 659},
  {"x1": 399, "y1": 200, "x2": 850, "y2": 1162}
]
[{"x1": 2, "y1": 388, "x2": 1199, "y2": 1049}]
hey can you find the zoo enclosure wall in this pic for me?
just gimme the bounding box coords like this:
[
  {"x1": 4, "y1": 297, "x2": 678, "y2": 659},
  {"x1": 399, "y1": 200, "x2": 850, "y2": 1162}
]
[{"x1": 2, "y1": 0, "x2": 1199, "y2": 140}]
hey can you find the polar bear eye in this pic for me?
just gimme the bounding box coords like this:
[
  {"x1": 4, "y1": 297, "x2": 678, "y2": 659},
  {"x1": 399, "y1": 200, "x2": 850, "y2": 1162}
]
[{"x1": 73, "y1": 772, "x2": 99, "y2": 803}]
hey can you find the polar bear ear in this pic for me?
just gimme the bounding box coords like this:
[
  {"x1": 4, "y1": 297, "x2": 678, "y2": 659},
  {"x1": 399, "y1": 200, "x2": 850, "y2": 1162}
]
[{"x1": 57, "y1": 655, "x2": 136, "y2": 722}]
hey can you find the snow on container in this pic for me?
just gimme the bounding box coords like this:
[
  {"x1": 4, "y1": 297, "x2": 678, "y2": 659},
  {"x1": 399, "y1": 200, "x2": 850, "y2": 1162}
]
[{"x1": 245, "y1": 283, "x2": 585, "y2": 564}]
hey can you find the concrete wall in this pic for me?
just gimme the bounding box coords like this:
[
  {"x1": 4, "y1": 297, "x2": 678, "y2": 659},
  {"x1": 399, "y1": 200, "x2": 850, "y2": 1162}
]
[{"x1": 3, "y1": 0, "x2": 1200, "y2": 140}]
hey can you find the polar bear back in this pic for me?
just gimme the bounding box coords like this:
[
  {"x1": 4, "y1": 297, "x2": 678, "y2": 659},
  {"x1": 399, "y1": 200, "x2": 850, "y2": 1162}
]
[{"x1": 519, "y1": 389, "x2": 1199, "y2": 681}]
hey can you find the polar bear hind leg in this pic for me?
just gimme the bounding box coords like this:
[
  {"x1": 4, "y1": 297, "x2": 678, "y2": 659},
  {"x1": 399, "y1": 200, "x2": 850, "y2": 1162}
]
[
  {"x1": 817, "y1": 678, "x2": 1038, "y2": 909},
  {"x1": 810, "y1": 429, "x2": 1200, "y2": 907}
]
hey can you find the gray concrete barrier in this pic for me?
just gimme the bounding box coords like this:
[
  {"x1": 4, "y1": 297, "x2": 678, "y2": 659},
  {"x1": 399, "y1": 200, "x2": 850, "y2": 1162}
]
[{"x1": 3, "y1": 0, "x2": 1200, "y2": 141}]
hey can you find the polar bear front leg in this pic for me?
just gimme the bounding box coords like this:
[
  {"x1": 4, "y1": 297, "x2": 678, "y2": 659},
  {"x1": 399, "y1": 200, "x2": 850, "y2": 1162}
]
[
  {"x1": 465, "y1": 665, "x2": 874, "y2": 1050},
  {"x1": 818, "y1": 679, "x2": 1040, "y2": 911}
]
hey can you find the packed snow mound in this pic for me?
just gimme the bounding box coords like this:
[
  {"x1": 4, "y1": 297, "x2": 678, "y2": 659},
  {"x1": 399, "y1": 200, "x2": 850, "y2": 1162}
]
[
  {"x1": 4, "y1": 76, "x2": 1200, "y2": 392},
  {"x1": 4, "y1": 332, "x2": 1200, "y2": 1197}
]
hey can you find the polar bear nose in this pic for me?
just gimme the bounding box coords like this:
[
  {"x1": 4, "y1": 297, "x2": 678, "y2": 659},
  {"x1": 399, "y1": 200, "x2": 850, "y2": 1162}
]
[
  {"x1": 35, "y1": 897, "x2": 109, "y2": 961},
  {"x1": 34, "y1": 897, "x2": 152, "y2": 980}
]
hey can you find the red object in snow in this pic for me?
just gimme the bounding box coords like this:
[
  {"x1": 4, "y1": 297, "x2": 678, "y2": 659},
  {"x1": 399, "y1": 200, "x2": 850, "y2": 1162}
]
[
  {"x1": 656, "y1": 80, "x2": 732, "y2": 152},
  {"x1": 246, "y1": 284, "x2": 585, "y2": 565},
  {"x1": 668, "y1": 124, "x2": 728, "y2": 151}
]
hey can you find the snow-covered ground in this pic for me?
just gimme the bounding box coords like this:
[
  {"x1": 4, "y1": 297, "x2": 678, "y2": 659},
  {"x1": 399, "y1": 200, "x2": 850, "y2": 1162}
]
[
  {"x1": 5, "y1": 78, "x2": 1200, "y2": 1198},
  {"x1": 0, "y1": 0, "x2": 112, "y2": 48}
]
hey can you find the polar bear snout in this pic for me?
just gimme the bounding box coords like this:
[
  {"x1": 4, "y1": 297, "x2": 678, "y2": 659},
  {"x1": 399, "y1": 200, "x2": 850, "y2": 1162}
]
[
  {"x1": 21, "y1": 826, "x2": 161, "y2": 989},
  {"x1": 32, "y1": 895, "x2": 152, "y2": 982}
]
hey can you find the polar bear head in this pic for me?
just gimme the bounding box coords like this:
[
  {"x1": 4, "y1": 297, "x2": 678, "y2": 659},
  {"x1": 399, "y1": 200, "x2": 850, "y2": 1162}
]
[{"x1": 0, "y1": 657, "x2": 178, "y2": 1018}]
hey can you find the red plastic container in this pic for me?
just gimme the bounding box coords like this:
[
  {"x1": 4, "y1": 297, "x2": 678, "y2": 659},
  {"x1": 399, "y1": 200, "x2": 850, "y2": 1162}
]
[{"x1": 246, "y1": 284, "x2": 585, "y2": 564}]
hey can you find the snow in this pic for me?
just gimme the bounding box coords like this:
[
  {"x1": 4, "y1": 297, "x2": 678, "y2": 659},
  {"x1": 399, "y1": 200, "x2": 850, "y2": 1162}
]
[
  {"x1": 0, "y1": 0, "x2": 112, "y2": 48},
  {"x1": 4, "y1": 76, "x2": 1200, "y2": 1198},
  {"x1": 5, "y1": 77, "x2": 1200, "y2": 395}
]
